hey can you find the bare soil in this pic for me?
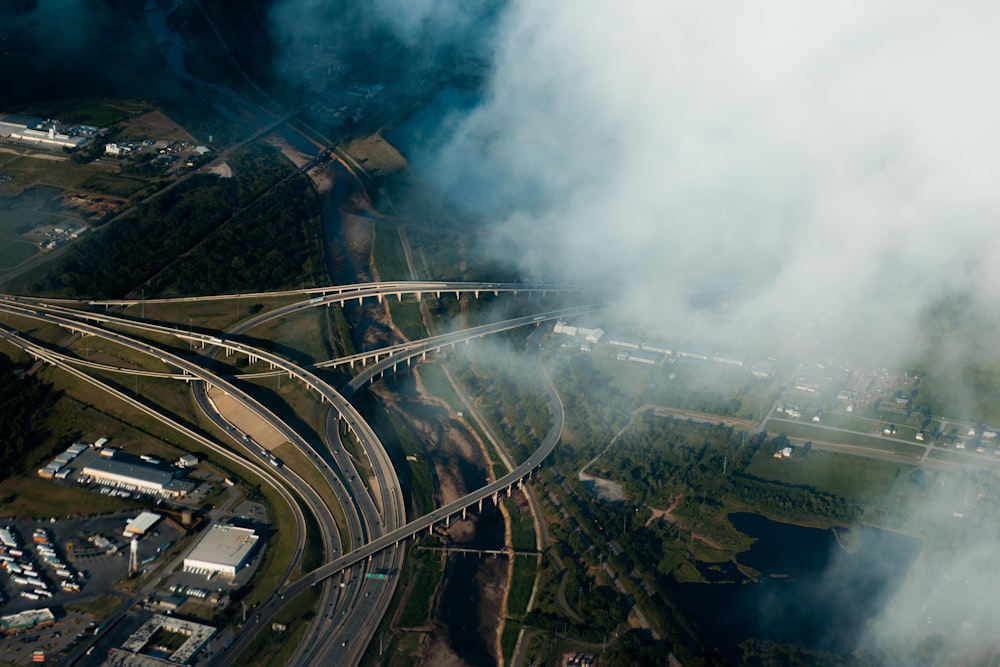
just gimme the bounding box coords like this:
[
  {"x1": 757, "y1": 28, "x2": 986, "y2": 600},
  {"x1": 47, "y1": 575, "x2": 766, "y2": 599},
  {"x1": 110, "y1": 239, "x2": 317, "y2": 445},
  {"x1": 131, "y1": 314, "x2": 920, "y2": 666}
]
[
  {"x1": 206, "y1": 386, "x2": 286, "y2": 449},
  {"x1": 121, "y1": 109, "x2": 197, "y2": 143}
]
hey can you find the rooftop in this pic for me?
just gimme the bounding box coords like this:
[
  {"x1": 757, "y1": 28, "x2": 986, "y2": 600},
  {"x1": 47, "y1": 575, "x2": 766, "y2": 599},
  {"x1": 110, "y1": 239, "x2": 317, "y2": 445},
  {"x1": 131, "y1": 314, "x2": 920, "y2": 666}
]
[
  {"x1": 83, "y1": 458, "x2": 174, "y2": 487},
  {"x1": 185, "y1": 524, "x2": 259, "y2": 569}
]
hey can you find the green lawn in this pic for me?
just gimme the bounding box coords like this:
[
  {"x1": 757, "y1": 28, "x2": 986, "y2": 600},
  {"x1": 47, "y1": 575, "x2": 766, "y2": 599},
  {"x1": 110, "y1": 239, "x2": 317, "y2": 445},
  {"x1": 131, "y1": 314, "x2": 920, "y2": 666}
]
[
  {"x1": 745, "y1": 448, "x2": 913, "y2": 506},
  {"x1": 767, "y1": 419, "x2": 926, "y2": 458},
  {"x1": 398, "y1": 551, "x2": 443, "y2": 627}
]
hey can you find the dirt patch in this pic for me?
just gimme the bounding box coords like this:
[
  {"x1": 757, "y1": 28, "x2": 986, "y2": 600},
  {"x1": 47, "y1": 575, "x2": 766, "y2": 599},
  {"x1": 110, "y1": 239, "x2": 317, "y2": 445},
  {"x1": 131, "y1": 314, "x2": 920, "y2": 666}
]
[
  {"x1": 647, "y1": 495, "x2": 727, "y2": 551},
  {"x1": 204, "y1": 162, "x2": 232, "y2": 178},
  {"x1": 343, "y1": 133, "x2": 408, "y2": 176},
  {"x1": 120, "y1": 109, "x2": 197, "y2": 143},
  {"x1": 206, "y1": 386, "x2": 286, "y2": 450},
  {"x1": 578, "y1": 471, "x2": 626, "y2": 502}
]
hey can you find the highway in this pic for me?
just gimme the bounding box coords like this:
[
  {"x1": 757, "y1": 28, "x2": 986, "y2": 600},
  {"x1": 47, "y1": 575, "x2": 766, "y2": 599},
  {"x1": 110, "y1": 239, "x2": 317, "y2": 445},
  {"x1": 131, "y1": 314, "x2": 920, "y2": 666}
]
[
  {"x1": 1, "y1": 297, "x2": 408, "y2": 663},
  {"x1": 0, "y1": 286, "x2": 583, "y2": 665},
  {"x1": 0, "y1": 299, "x2": 395, "y2": 662},
  {"x1": 0, "y1": 303, "x2": 368, "y2": 658}
]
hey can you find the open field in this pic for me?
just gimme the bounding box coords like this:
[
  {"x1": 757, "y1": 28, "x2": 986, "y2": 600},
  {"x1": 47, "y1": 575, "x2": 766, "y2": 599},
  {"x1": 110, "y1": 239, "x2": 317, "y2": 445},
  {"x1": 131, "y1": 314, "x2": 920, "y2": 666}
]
[
  {"x1": 0, "y1": 154, "x2": 96, "y2": 191},
  {"x1": 209, "y1": 386, "x2": 287, "y2": 449},
  {"x1": 233, "y1": 587, "x2": 321, "y2": 667},
  {"x1": 0, "y1": 237, "x2": 41, "y2": 270},
  {"x1": 745, "y1": 448, "x2": 915, "y2": 506},
  {"x1": 343, "y1": 133, "x2": 408, "y2": 176},
  {"x1": 273, "y1": 441, "x2": 351, "y2": 554},
  {"x1": 372, "y1": 221, "x2": 411, "y2": 282},
  {"x1": 766, "y1": 419, "x2": 926, "y2": 458},
  {"x1": 131, "y1": 294, "x2": 304, "y2": 332},
  {"x1": 387, "y1": 300, "x2": 427, "y2": 341},
  {"x1": 0, "y1": 476, "x2": 141, "y2": 519},
  {"x1": 119, "y1": 109, "x2": 197, "y2": 143},
  {"x1": 12, "y1": 98, "x2": 134, "y2": 127},
  {"x1": 241, "y1": 306, "x2": 331, "y2": 366},
  {"x1": 398, "y1": 550, "x2": 443, "y2": 627}
]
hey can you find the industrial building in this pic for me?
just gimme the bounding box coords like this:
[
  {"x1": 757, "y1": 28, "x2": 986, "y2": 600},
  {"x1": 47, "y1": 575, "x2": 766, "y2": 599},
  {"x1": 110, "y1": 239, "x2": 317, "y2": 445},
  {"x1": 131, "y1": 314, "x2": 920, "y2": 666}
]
[
  {"x1": 81, "y1": 458, "x2": 191, "y2": 497},
  {"x1": 120, "y1": 614, "x2": 216, "y2": 664},
  {"x1": 176, "y1": 454, "x2": 198, "y2": 468},
  {"x1": 0, "y1": 114, "x2": 90, "y2": 150},
  {"x1": 183, "y1": 524, "x2": 260, "y2": 577},
  {"x1": 0, "y1": 608, "x2": 55, "y2": 634},
  {"x1": 124, "y1": 512, "x2": 163, "y2": 537}
]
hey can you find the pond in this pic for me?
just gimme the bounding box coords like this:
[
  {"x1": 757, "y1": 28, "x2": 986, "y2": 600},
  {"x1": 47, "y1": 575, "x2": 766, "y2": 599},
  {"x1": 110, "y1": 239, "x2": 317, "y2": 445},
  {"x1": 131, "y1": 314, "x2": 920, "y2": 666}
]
[{"x1": 672, "y1": 513, "x2": 921, "y2": 662}]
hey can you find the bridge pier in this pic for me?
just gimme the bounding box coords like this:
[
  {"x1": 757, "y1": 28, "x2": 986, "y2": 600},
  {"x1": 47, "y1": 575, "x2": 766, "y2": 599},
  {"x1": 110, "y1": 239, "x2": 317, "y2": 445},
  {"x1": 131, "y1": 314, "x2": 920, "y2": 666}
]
[
  {"x1": 377, "y1": 294, "x2": 383, "y2": 304},
  {"x1": 474, "y1": 290, "x2": 479, "y2": 299},
  {"x1": 445, "y1": 514, "x2": 450, "y2": 528},
  {"x1": 462, "y1": 507, "x2": 466, "y2": 521},
  {"x1": 478, "y1": 498, "x2": 483, "y2": 512}
]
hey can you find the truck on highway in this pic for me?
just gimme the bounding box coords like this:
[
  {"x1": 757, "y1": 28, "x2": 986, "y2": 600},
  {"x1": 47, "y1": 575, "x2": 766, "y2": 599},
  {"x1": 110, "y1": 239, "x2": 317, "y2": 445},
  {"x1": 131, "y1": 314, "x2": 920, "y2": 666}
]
[{"x1": 268, "y1": 457, "x2": 283, "y2": 468}]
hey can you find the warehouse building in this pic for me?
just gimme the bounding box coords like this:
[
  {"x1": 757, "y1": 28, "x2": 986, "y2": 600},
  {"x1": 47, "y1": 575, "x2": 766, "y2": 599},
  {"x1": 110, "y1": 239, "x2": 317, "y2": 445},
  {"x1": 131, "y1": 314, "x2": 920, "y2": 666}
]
[
  {"x1": 121, "y1": 614, "x2": 216, "y2": 664},
  {"x1": 81, "y1": 458, "x2": 191, "y2": 497},
  {"x1": 0, "y1": 114, "x2": 89, "y2": 149},
  {"x1": 183, "y1": 524, "x2": 260, "y2": 577},
  {"x1": 124, "y1": 511, "x2": 163, "y2": 537}
]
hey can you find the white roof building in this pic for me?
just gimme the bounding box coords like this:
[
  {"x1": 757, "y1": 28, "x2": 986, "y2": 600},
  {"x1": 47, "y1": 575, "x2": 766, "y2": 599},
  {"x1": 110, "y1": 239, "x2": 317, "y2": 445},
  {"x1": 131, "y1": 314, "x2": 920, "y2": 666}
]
[
  {"x1": 81, "y1": 458, "x2": 190, "y2": 497},
  {"x1": 183, "y1": 524, "x2": 260, "y2": 577},
  {"x1": 177, "y1": 454, "x2": 198, "y2": 468},
  {"x1": 124, "y1": 512, "x2": 163, "y2": 537}
]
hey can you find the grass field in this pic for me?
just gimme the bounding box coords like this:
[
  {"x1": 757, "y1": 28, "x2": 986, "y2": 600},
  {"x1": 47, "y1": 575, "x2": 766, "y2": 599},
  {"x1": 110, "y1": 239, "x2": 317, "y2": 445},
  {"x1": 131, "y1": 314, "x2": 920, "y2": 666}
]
[
  {"x1": 273, "y1": 441, "x2": 350, "y2": 553},
  {"x1": 387, "y1": 300, "x2": 427, "y2": 341},
  {"x1": 232, "y1": 587, "x2": 320, "y2": 667},
  {"x1": 766, "y1": 419, "x2": 926, "y2": 458},
  {"x1": 136, "y1": 293, "x2": 302, "y2": 327},
  {"x1": 398, "y1": 551, "x2": 443, "y2": 627},
  {"x1": 745, "y1": 448, "x2": 914, "y2": 506},
  {"x1": 14, "y1": 98, "x2": 132, "y2": 127},
  {"x1": 506, "y1": 556, "x2": 536, "y2": 618},
  {"x1": 372, "y1": 221, "x2": 412, "y2": 281},
  {"x1": 0, "y1": 208, "x2": 64, "y2": 235},
  {"x1": 0, "y1": 155, "x2": 97, "y2": 191},
  {"x1": 504, "y1": 497, "x2": 537, "y2": 552},
  {"x1": 0, "y1": 476, "x2": 141, "y2": 519},
  {"x1": 65, "y1": 594, "x2": 123, "y2": 622},
  {"x1": 0, "y1": 238, "x2": 41, "y2": 270},
  {"x1": 239, "y1": 307, "x2": 330, "y2": 366},
  {"x1": 415, "y1": 363, "x2": 464, "y2": 413}
]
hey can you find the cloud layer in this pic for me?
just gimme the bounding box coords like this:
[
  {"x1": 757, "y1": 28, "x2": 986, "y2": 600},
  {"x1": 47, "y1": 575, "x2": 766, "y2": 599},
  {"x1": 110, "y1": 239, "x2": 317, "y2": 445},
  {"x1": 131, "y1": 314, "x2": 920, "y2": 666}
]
[{"x1": 405, "y1": 1, "x2": 1000, "y2": 360}]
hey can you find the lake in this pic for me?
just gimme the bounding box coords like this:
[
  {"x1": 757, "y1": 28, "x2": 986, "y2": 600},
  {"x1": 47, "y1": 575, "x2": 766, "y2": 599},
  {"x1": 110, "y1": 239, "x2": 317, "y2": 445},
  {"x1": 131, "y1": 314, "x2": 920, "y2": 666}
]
[{"x1": 673, "y1": 512, "x2": 921, "y2": 662}]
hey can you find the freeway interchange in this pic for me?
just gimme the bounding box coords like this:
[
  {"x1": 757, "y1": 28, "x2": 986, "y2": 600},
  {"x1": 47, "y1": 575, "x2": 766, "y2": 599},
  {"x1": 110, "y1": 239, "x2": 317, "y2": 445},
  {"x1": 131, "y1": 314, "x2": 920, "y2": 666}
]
[{"x1": 0, "y1": 281, "x2": 589, "y2": 666}]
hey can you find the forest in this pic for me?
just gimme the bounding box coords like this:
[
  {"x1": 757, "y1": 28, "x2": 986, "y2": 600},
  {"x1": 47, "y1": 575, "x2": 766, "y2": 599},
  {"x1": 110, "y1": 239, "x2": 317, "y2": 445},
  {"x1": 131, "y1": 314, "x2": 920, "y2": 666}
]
[
  {"x1": 0, "y1": 353, "x2": 53, "y2": 483},
  {"x1": 29, "y1": 145, "x2": 322, "y2": 298}
]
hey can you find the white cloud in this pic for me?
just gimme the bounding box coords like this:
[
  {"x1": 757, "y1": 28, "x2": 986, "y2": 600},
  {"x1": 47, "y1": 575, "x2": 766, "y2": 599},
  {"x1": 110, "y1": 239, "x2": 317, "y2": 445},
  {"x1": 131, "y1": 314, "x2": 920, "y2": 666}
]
[{"x1": 410, "y1": 1, "x2": 1000, "y2": 358}]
